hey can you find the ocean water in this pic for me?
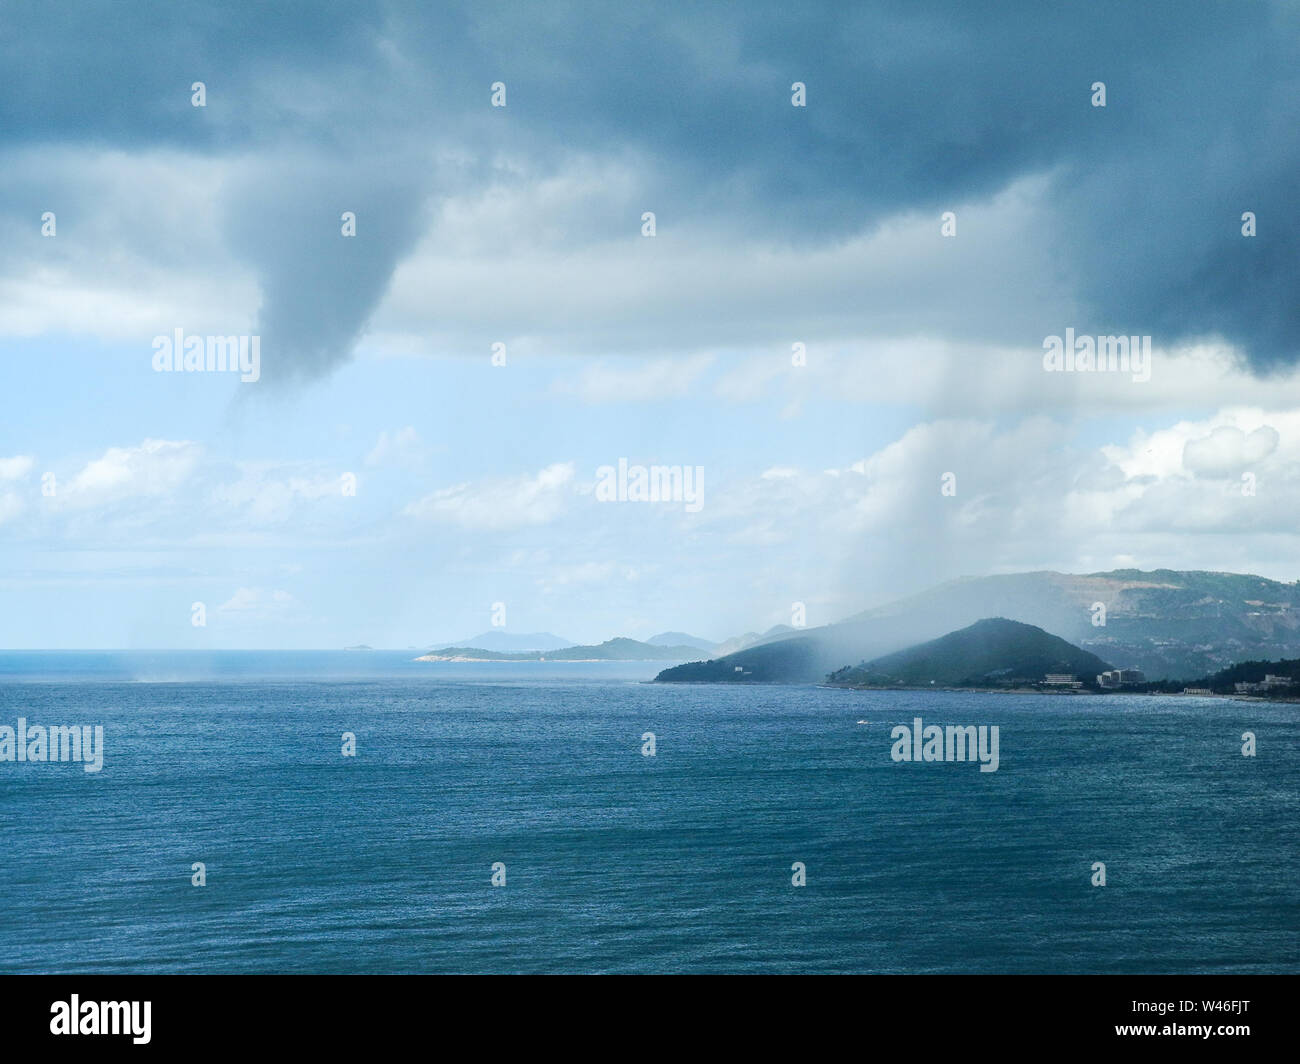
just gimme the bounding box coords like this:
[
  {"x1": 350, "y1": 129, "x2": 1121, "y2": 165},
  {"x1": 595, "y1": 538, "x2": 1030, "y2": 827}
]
[{"x1": 1, "y1": 651, "x2": 1296, "y2": 974}]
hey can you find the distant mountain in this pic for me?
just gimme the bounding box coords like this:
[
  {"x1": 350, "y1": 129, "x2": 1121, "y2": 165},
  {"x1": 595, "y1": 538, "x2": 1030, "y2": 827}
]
[
  {"x1": 431, "y1": 631, "x2": 574, "y2": 654},
  {"x1": 418, "y1": 637, "x2": 705, "y2": 662},
  {"x1": 655, "y1": 569, "x2": 1300, "y2": 684},
  {"x1": 827, "y1": 618, "x2": 1112, "y2": 688},
  {"x1": 646, "y1": 631, "x2": 717, "y2": 651},
  {"x1": 710, "y1": 624, "x2": 795, "y2": 658}
]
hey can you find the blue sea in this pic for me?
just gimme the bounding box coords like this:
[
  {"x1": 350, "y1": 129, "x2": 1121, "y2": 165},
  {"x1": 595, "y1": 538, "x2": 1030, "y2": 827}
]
[{"x1": 1, "y1": 651, "x2": 1296, "y2": 973}]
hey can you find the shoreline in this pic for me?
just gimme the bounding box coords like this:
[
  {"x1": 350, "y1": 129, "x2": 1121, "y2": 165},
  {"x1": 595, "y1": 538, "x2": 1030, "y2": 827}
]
[{"x1": 819, "y1": 683, "x2": 1276, "y2": 702}]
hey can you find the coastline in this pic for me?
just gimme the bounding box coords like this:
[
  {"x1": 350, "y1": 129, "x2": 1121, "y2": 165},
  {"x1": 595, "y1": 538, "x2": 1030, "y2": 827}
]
[{"x1": 819, "y1": 682, "x2": 1271, "y2": 702}]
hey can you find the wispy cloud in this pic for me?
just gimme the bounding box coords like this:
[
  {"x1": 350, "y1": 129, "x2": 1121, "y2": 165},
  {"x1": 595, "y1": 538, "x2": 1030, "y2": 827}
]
[
  {"x1": 0, "y1": 455, "x2": 34, "y2": 481},
  {"x1": 62, "y1": 439, "x2": 201, "y2": 507},
  {"x1": 404, "y1": 463, "x2": 575, "y2": 531}
]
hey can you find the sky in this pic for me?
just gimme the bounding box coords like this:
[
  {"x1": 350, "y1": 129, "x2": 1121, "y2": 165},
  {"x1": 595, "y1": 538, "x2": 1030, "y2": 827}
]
[{"x1": 1, "y1": 0, "x2": 1298, "y2": 649}]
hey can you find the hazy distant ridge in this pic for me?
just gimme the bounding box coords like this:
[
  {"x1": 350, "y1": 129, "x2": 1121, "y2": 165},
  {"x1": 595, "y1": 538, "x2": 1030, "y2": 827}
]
[
  {"x1": 656, "y1": 569, "x2": 1300, "y2": 684},
  {"x1": 418, "y1": 637, "x2": 706, "y2": 662}
]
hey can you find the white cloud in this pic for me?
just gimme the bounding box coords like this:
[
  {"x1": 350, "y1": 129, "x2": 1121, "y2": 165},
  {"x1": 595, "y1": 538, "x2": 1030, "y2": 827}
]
[
  {"x1": 0, "y1": 147, "x2": 257, "y2": 339},
  {"x1": 1183, "y1": 425, "x2": 1279, "y2": 478},
  {"x1": 681, "y1": 405, "x2": 1300, "y2": 617},
  {"x1": 404, "y1": 462, "x2": 575, "y2": 531},
  {"x1": 375, "y1": 168, "x2": 1067, "y2": 362},
  {"x1": 63, "y1": 439, "x2": 201, "y2": 507},
  {"x1": 0, "y1": 455, "x2": 34, "y2": 481}
]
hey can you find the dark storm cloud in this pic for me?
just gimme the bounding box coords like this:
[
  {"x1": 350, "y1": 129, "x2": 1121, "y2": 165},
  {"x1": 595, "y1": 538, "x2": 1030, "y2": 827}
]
[
  {"x1": 1, "y1": 0, "x2": 1294, "y2": 375},
  {"x1": 0, "y1": 1, "x2": 387, "y2": 150},
  {"x1": 222, "y1": 156, "x2": 431, "y2": 388}
]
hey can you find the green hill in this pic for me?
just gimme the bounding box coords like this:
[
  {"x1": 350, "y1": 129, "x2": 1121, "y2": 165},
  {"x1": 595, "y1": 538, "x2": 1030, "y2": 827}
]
[
  {"x1": 1198, "y1": 657, "x2": 1300, "y2": 693},
  {"x1": 826, "y1": 618, "x2": 1112, "y2": 688}
]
